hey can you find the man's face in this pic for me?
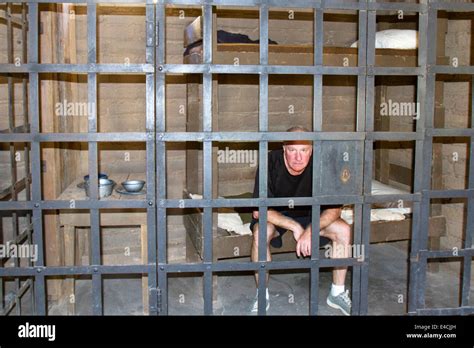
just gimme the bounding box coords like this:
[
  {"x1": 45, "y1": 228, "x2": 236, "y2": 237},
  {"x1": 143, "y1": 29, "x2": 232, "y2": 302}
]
[{"x1": 283, "y1": 144, "x2": 313, "y2": 175}]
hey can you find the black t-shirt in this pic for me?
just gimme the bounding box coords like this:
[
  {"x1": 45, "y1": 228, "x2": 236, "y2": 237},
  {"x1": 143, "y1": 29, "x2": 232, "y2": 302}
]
[{"x1": 252, "y1": 149, "x2": 340, "y2": 217}]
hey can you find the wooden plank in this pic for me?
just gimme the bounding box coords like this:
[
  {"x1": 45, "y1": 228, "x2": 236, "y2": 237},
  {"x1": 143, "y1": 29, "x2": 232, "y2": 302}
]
[
  {"x1": 60, "y1": 209, "x2": 147, "y2": 227},
  {"x1": 184, "y1": 208, "x2": 204, "y2": 257},
  {"x1": 437, "y1": 16, "x2": 447, "y2": 58},
  {"x1": 389, "y1": 163, "x2": 412, "y2": 188},
  {"x1": 213, "y1": 47, "x2": 418, "y2": 67},
  {"x1": 185, "y1": 231, "x2": 201, "y2": 262},
  {"x1": 375, "y1": 79, "x2": 391, "y2": 184},
  {"x1": 182, "y1": 44, "x2": 426, "y2": 67},
  {"x1": 76, "y1": 226, "x2": 87, "y2": 265},
  {"x1": 185, "y1": 215, "x2": 446, "y2": 260},
  {"x1": 427, "y1": 235, "x2": 441, "y2": 272},
  {"x1": 216, "y1": 43, "x2": 418, "y2": 57},
  {"x1": 378, "y1": 149, "x2": 391, "y2": 185},
  {"x1": 432, "y1": 74, "x2": 445, "y2": 219},
  {"x1": 370, "y1": 215, "x2": 446, "y2": 243}
]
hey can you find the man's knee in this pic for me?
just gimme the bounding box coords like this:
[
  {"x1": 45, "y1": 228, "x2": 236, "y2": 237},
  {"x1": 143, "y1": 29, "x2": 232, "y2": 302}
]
[
  {"x1": 323, "y1": 219, "x2": 351, "y2": 245},
  {"x1": 252, "y1": 223, "x2": 276, "y2": 244},
  {"x1": 334, "y1": 219, "x2": 351, "y2": 245}
]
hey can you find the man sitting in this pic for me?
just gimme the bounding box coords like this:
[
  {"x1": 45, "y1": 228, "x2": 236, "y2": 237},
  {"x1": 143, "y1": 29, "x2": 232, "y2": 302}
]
[{"x1": 250, "y1": 126, "x2": 352, "y2": 315}]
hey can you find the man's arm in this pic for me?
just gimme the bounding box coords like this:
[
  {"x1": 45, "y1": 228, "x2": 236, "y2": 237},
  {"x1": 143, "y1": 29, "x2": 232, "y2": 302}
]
[
  {"x1": 296, "y1": 207, "x2": 342, "y2": 257},
  {"x1": 253, "y1": 210, "x2": 304, "y2": 236}
]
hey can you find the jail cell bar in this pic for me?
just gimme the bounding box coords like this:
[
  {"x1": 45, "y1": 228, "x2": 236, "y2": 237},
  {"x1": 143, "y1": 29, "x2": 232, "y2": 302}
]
[
  {"x1": 0, "y1": 2, "x2": 33, "y2": 316},
  {"x1": 0, "y1": 0, "x2": 472, "y2": 317}
]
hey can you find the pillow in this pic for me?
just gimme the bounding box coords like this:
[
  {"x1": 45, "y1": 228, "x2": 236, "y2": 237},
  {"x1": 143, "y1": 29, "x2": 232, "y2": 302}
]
[
  {"x1": 371, "y1": 180, "x2": 412, "y2": 209},
  {"x1": 351, "y1": 29, "x2": 418, "y2": 49}
]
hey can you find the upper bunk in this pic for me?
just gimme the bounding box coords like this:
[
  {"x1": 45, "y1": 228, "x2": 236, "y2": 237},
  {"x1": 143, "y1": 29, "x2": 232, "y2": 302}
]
[{"x1": 183, "y1": 15, "x2": 449, "y2": 67}]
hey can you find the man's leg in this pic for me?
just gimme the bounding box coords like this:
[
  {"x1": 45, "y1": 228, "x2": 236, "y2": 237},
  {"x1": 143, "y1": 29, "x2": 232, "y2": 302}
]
[
  {"x1": 319, "y1": 218, "x2": 352, "y2": 315},
  {"x1": 319, "y1": 218, "x2": 352, "y2": 286},
  {"x1": 251, "y1": 222, "x2": 278, "y2": 286},
  {"x1": 250, "y1": 222, "x2": 278, "y2": 312}
]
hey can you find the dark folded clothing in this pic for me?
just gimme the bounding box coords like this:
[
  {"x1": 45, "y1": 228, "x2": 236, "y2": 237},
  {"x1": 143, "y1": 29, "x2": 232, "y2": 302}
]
[
  {"x1": 184, "y1": 30, "x2": 278, "y2": 56},
  {"x1": 217, "y1": 30, "x2": 278, "y2": 45},
  {"x1": 270, "y1": 235, "x2": 283, "y2": 248}
]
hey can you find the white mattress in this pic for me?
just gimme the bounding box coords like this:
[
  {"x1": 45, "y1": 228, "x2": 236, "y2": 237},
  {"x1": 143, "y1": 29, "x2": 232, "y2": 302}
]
[{"x1": 371, "y1": 179, "x2": 409, "y2": 195}]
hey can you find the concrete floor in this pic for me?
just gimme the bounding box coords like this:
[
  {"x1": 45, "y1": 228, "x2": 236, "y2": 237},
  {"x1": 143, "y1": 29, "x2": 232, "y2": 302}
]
[{"x1": 44, "y1": 241, "x2": 472, "y2": 315}]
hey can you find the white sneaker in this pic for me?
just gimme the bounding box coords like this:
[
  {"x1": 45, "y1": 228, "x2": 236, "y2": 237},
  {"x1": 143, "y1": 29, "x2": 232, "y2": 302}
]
[{"x1": 250, "y1": 288, "x2": 270, "y2": 313}]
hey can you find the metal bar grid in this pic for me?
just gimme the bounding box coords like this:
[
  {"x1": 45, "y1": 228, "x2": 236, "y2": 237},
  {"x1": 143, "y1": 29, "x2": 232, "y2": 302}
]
[
  {"x1": 6, "y1": 1, "x2": 20, "y2": 315},
  {"x1": 0, "y1": 0, "x2": 430, "y2": 11},
  {"x1": 1, "y1": 0, "x2": 474, "y2": 317},
  {"x1": 0, "y1": 124, "x2": 28, "y2": 133},
  {"x1": 0, "y1": 1, "x2": 33, "y2": 314},
  {"x1": 201, "y1": 3, "x2": 213, "y2": 315},
  {"x1": 1, "y1": 278, "x2": 32, "y2": 315},
  {"x1": 25, "y1": 2, "x2": 46, "y2": 316},
  {"x1": 0, "y1": 64, "x2": 427, "y2": 76},
  {"x1": 309, "y1": 5, "x2": 323, "y2": 316},
  {"x1": 467, "y1": 74, "x2": 474, "y2": 307},
  {"x1": 0, "y1": 63, "x2": 155, "y2": 73},
  {"x1": 256, "y1": 3, "x2": 269, "y2": 316},
  {"x1": 155, "y1": 2, "x2": 167, "y2": 315},
  {"x1": 409, "y1": 0, "x2": 430, "y2": 314},
  {"x1": 0, "y1": 131, "x2": 373, "y2": 142},
  {"x1": 145, "y1": 0, "x2": 158, "y2": 316},
  {"x1": 359, "y1": 0, "x2": 375, "y2": 316},
  {"x1": 0, "y1": 175, "x2": 30, "y2": 201},
  {"x1": 411, "y1": 0, "x2": 474, "y2": 315},
  {"x1": 0, "y1": 257, "x2": 367, "y2": 277},
  {"x1": 86, "y1": 3, "x2": 103, "y2": 315}
]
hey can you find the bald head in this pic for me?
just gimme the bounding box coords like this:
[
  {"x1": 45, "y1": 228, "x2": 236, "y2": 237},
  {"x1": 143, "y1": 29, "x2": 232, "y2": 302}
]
[{"x1": 283, "y1": 126, "x2": 312, "y2": 146}]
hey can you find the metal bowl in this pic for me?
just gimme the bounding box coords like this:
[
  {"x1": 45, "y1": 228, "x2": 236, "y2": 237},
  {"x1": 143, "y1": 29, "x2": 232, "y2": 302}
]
[
  {"x1": 121, "y1": 180, "x2": 145, "y2": 192},
  {"x1": 84, "y1": 178, "x2": 115, "y2": 198}
]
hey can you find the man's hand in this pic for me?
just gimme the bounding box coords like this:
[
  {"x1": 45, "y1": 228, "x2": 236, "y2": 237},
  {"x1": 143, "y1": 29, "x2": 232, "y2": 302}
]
[
  {"x1": 292, "y1": 225, "x2": 305, "y2": 242},
  {"x1": 296, "y1": 229, "x2": 311, "y2": 257}
]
